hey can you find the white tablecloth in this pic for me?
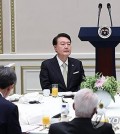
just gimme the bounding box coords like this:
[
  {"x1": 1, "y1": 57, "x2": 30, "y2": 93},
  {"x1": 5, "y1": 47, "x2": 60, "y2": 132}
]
[{"x1": 13, "y1": 93, "x2": 120, "y2": 134}]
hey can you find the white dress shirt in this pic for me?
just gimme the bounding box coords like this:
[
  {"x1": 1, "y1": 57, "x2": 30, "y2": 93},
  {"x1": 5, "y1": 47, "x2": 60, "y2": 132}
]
[{"x1": 56, "y1": 55, "x2": 68, "y2": 76}]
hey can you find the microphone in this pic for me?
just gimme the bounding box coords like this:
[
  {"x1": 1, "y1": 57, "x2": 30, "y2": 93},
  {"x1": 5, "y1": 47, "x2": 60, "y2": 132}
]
[
  {"x1": 97, "y1": 3, "x2": 102, "y2": 27},
  {"x1": 107, "y1": 3, "x2": 113, "y2": 27}
]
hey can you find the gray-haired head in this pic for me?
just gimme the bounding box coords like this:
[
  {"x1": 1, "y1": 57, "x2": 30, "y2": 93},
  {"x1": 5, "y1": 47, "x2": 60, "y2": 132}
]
[
  {"x1": 74, "y1": 88, "x2": 98, "y2": 118},
  {"x1": 0, "y1": 66, "x2": 17, "y2": 89}
]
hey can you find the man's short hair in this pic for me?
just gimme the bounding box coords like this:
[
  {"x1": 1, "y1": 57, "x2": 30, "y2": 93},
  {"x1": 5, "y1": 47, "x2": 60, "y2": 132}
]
[
  {"x1": 74, "y1": 88, "x2": 98, "y2": 118},
  {"x1": 0, "y1": 66, "x2": 17, "y2": 89},
  {"x1": 52, "y1": 33, "x2": 71, "y2": 46}
]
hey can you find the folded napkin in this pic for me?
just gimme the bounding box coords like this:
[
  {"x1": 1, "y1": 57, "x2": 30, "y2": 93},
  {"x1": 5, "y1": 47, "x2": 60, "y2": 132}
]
[
  {"x1": 19, "y1": 92, "x2": 43, "y2": 104},
  {"x1": 7, "y1": 94, "x2": 22, "y2": 102}
]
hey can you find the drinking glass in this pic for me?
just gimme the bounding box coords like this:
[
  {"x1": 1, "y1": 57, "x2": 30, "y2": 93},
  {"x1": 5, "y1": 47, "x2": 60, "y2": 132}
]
[
  {"x1": 42, "y1": 115, "x2": 50, "y2": 128},
  {"x1": 52, "y1": 84, "x2": 58, "y2": 97}
]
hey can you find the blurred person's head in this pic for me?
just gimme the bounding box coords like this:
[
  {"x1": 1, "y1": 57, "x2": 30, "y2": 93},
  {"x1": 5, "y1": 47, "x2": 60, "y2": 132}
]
[
  {"x1": 73, "y1": 88, "x2": 98, "y2": 118},
  {"x1": 0, "y1": 66, "x2": 17, "y2": 98},
  {"x1": 52, "y1": 33, "x2": 72, "y2": 62}
]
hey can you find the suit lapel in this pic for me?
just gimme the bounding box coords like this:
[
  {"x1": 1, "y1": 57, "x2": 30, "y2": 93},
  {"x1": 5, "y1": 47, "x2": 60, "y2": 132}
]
[
  {"x1": 67, "y1": 58, "x2": 75, "y2": 87},
  {"x1": 0, "y1": 93, "x2": 2, "y2": 97}
]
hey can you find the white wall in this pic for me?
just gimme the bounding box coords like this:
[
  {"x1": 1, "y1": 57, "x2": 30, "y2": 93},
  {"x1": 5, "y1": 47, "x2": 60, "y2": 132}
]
[{"x1": 2, "y1": 0, "x2": 120, "y2": 54}]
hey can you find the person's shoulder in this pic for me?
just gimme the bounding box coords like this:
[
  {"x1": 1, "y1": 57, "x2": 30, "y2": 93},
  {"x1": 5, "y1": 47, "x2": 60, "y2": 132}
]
[
  {"x1": 50, "y1": 121, "x2": 69, "y2": 129},
  {"x1": 101, "y1": 122, "x2": 114, "y2": 133},
  {"x1": 69, "y1": 57, "x2": 82, "y2": 63},
  {"x1": 93, "y1": 121, "x2": 113, "y2": 130},
  {"x1": 1, "y1": 97, "x2": 16, "y2": 109},
  {"x1": 49, "y1": 122, "x2": 69, "y2": 134},
  {"x1": 103, "y1": 122, "x2": 113, "y2": 128},
  {"x1": 42, "y1": 57, "x2": 56, "y2": 64}
]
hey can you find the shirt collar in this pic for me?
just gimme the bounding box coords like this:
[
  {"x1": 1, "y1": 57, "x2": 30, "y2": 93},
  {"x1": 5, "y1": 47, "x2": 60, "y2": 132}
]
[
  {"x1": 56, "y1": 55, "x2": 68, "y2": 66},
  {"x1": 0, "y1": 92, "x2": 4, "y2": 97}
]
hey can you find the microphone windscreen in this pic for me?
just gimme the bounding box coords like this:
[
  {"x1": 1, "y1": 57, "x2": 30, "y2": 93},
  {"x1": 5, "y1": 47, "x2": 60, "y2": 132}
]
[
  {"x1": 107, "y1": 3, "x2": 111, "y2": 8},
  {"x1": 98, "y1": 3, "x2": 102, "y2": 8}
]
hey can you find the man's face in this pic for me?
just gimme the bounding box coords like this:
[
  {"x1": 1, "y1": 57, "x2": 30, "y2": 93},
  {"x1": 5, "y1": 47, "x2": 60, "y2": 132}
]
[{"x1": 54, "y1": 37, "x2": 71, "y2": 58}]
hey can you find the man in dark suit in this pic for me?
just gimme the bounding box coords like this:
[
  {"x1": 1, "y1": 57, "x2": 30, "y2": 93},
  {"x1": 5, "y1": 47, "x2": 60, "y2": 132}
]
[
  {"x1": 0, "y1": 66, "x2": 22, "y2": 134},
  {"x1": 49, "y1": 88, "x2": 115, "y2": 134},
  {"x1": 40, "y1": 33, "x2": 85, "y2": 92}
]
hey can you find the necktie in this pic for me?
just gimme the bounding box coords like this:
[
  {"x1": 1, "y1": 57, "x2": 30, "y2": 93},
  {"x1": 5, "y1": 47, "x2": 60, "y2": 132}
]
[{"x1": 62, "y1": 63, "x2": 67, "y2": 86}]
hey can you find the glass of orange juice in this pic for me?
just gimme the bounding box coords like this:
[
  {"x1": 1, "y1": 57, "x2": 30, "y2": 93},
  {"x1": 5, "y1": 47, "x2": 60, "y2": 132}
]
[
  {"x1": 52, "y1": 84, "x2": 58, "y2": 97},
  {"x1": 42, "y1": 115, "x2": 50, "y2": 128}
]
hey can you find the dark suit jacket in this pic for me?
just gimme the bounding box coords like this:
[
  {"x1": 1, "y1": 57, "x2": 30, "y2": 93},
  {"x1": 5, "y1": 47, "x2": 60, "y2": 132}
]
[
  {"x1": 49, "y1": 118, "x2": 115, "y2": 134},
  {"x1": 0, "y1": 94, "x2": 22, "y2": 134},
  {"x1": 40, "y1": 56, "x2": 85, "y2": 92}
]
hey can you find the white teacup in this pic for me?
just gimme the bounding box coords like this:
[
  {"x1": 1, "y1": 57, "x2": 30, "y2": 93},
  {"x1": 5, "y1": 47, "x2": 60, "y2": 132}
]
[{"x1": 43, "y1": 89, "x2": 50, "y2": 97}]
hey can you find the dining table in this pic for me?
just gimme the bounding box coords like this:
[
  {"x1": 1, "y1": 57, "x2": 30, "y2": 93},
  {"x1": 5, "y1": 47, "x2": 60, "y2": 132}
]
[{"x1": 8, "y1": 92, "x2": 120, "y2": 134}]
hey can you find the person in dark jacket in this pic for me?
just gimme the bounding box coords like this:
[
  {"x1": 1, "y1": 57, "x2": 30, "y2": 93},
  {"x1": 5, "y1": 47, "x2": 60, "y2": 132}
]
[
  {"x1": 40, "y1": 33, "x2": 85, "y2": 92},
  {"x1": 49, "y1": 88, "x2": 115, "y2": 134},
  {"x1": 0, "y1": 66, "x2": 22, "y2": 134}
]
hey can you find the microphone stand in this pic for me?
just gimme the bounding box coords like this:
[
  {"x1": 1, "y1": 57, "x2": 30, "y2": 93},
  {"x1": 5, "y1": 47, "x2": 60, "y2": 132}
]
[
  {"x1": 107, "y1": 3, "x2": 113, "y2": 27},
  {"x1": 97, "y1": 3, "x2": 102, "y2": 27}
]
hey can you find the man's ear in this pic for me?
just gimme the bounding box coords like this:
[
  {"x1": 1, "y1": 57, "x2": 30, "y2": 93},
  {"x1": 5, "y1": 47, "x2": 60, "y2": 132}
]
[
  {"x1": 94, "y1": 107, "x2": 97, "y2": 114},
  {"x1": 10, "y1": 84, "x2": 14, "y2": 89},
  {"x1": 8, "y1": 84, "x2": 14, "y2": 90},
  {"x1": 7, "y1": 84, "x2": 14, "y2": 94},
  {"x1": 92, "y1": 107, "x2": 97, "y2": 116},
  {"x1": 73, "y1": 103, "x2": 75, "y2": 110},
  {"x1": 53, "y1": 45, "x2": 57, "y2": 52}
]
